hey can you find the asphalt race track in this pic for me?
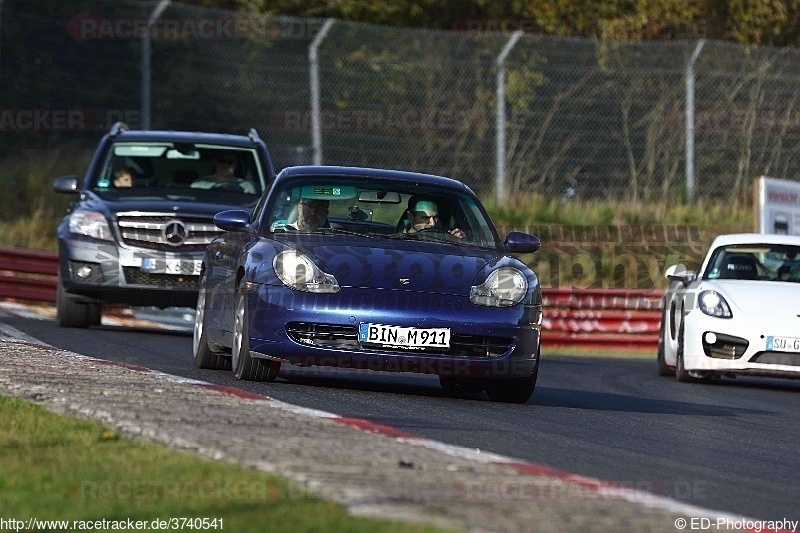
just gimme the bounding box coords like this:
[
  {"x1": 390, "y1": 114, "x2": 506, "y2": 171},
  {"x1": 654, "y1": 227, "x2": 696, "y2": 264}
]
[{"x1": 3, "y1": 312, "x2": 800, "y2": 523}]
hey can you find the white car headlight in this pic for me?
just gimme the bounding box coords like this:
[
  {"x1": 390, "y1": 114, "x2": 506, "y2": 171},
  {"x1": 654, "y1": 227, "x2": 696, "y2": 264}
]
[
  {"x1": 698, "y1": 290, "x2": 732, "y2": 318},
  {"x1": 470, "y1": 267, "x2": 527, "y2": 307},
  {"x1": 273, "y1": 250, "x2": 340, "y2": 293},
  {"x1": 68, "y1": 210, "x2": 113, "y2": 241}
]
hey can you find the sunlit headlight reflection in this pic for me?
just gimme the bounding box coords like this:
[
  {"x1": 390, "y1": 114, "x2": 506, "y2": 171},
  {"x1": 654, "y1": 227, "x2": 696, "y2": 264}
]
[
  {"x1": 273, "y1": 250, "x2": 339, "y2": 293},
  {"x1": 470, "y1": 267, "x2": 527, "y2": 307}
]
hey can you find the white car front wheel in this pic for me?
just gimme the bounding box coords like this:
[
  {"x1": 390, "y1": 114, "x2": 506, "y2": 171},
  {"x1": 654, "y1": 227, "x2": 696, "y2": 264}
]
[{"x1": 675, "y1": 321, "x2": 710, "y2": 383}]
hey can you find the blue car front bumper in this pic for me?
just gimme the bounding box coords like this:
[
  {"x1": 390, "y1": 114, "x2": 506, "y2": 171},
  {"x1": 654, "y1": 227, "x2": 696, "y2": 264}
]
[{"x1": 245, "y1": 284, "x2": 541, "y2": 379}]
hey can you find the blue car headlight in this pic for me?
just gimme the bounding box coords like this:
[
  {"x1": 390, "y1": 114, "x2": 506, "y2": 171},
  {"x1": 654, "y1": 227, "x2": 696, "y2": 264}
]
[
  {"x1": 698, "y1": 290, "x2": 732, "y2": 318},
  {"x1": 470, "y1": 267, "x2": 527, "y2": 307},
  {"x1": 68, "y1": 210, "x2": 113, "y2": 241},
  {"x1": 273, "y1": 250, "x2": 340, "y2": 293}
]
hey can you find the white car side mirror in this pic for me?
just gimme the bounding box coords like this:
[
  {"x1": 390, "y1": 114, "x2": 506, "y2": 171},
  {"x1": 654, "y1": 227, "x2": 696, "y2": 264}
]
[{"x1": 665, "y1": 264, "x2": 696, "y2": 285}]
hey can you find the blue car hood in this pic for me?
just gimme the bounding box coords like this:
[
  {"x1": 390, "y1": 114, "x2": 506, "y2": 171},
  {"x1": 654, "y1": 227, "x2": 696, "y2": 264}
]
[{"x1": 276, "y1": 235, "x2": 507, "y2": 296}]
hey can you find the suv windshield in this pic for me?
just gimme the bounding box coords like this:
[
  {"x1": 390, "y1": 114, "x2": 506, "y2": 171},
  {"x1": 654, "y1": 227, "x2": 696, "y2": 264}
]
[{"x1": 91, "y1": 142, "x2": 264, "y2": 201}]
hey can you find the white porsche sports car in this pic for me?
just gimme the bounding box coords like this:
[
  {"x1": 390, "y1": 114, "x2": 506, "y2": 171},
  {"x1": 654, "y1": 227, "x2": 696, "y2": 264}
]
[{"x1": 658, "y1": 233, "x2": 800, "y2": 382}]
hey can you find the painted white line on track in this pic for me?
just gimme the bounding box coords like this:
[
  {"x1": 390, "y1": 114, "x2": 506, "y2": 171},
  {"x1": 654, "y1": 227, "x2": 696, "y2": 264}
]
[{"x1": 0, "y1": 322, "x2": 55, "y2": 348}]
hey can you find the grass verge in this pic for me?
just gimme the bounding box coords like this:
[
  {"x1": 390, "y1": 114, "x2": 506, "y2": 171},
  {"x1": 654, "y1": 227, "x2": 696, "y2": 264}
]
[{"x1": 0, "y1": 395, "x2": 442, "y2": 532}]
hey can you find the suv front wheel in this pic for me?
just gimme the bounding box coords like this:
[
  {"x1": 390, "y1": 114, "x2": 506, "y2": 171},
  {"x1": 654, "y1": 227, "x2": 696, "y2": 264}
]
[
  {"x1": 56, "y1": 276, "x2": 94, "y2": 328},
  {"x1": 56, "y1": 274, "x2": 98, "y2": 328}
]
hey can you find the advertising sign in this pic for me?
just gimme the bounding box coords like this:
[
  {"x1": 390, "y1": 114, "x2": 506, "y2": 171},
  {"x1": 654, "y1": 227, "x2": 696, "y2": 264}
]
[{"x1": 756, "y1": 176, "x2": 800, "y2": 235}]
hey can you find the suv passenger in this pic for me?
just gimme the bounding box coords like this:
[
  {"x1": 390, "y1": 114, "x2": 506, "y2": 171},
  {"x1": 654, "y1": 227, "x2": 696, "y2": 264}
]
[{"x1": 53, "y1": 122, "x2": 276, "y2": 328}]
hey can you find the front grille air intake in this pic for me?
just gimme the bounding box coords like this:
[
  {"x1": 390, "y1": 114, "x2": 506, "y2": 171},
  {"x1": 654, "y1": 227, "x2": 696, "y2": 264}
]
[
  {"x1": 117, "y1": 214, "x2": 222, "y2": 252},
  {"x1": 286, "y1": 322, "x2": 514, "y2": 358}
]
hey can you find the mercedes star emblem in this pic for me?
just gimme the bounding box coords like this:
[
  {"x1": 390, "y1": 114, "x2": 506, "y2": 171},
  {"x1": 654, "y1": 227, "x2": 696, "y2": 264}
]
[{"x1": 163, "y1": 220, "x2": 188, "y2": 246}]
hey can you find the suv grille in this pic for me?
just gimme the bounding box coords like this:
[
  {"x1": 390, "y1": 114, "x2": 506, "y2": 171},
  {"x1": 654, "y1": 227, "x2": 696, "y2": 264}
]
[{"x1": 117, "y1": 214, "x2": 222, "y2": 252}]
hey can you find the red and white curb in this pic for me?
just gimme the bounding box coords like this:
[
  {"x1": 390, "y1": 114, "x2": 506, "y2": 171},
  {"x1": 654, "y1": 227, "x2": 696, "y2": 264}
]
[{"x1": 0, "y1": 319, "x2": 783, "y2": 532}]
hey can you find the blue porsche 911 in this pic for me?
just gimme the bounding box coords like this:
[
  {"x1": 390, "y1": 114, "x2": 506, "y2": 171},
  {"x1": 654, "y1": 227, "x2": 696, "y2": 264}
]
[{"x1": 193, "y1": 166, "x2": 542, "y2": 403}]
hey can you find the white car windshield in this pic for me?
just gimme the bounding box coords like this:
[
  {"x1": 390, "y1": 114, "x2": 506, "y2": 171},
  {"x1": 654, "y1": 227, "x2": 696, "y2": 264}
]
[{"x1": 703, "y1": 243, "x2": 800, "y2": 282}]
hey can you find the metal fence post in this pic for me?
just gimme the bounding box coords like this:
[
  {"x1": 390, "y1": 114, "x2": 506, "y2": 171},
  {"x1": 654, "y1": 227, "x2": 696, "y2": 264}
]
[
  {"x1": 141, "y1": 0, "x2": 171, "y2": 130},
  {"x1": 685, "y1": 39, "x2": 706, "y2": 203},
  {"x1": 0, "y1": 0, "x2": 5, "y2": 81},
  {"x1": 496, "y1": 31, "x2": 524, "y2": 202},
  {"x1": 310, "y1": 18, "x2": 335, "y2": 166}
]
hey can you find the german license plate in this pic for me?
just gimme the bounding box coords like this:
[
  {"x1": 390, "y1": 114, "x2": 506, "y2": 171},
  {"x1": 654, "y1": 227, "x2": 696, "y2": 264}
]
[
  {"x1": 141, "y1": 257, "x2": 201, "y2": 275},
  {"x1": 358, "y1": 323, "x2": 450, "y2": 349},
  {"x1": 767, "y1": 336, "x2": 800, "y2": 352}
]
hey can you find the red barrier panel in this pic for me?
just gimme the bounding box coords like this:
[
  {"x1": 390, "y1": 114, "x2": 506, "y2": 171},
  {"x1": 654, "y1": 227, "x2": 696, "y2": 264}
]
[
  {"x1": 0, "y1": 247, "x2": 59, "y2": 302},
  {"x1": 541, "y1": 288, "x2": 663, "y2": 351},
  {"x1": 0, "y1": 247, "x2": 58, "y2": 276},
  {"x1": 0, "y1": 247, "x2": 663, "y2": 351}
]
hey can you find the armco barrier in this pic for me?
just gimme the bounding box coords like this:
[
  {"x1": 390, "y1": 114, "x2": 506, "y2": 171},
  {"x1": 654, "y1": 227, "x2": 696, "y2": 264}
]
[
  {"x1": 541, "y1": 288, "x2": 663, "y2": 351},
  {"x1": 0, "y1": 247, "x2": 663, "y2": 351},
  {"x1": 0, "y1": 247, "x2": 58, "y2": 302}
]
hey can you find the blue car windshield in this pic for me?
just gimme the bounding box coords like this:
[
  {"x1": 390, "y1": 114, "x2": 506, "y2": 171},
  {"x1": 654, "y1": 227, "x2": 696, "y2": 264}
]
[
  {"x1": 265, "y1": 177, "x2": 501, "y2": 249},
  {"x1": 89, "y1": 142, "x2": 265, "y2": 203}
]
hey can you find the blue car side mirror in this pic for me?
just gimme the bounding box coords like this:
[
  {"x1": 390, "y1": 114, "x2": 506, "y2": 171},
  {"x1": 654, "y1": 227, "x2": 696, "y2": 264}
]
[
  {"x1": 214, "y1": 210, "x2": 251, "y2": 232},
  {"x1": 504, "y1": 232, "x2": 540, "y2": 254}
]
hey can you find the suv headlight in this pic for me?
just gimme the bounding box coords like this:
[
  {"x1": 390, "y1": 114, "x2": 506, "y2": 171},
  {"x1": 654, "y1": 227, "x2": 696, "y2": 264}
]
[
  {"x1": 69, "y1": 210, "x2": 113, "y2": 241},
  {"x1": 273, "y1": 250, "x2": 340, "y2": 293},
  {"x1": 699, "y1": 290, "x2": 732, "y2": 318},
  {"x1": 470, "y1": 267, "x2": 527, "y2": 307}
]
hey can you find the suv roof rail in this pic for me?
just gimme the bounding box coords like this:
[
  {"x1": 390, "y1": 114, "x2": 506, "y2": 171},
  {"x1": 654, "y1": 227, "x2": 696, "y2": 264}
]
[
  {"x1": 109, "y1": 122, "x2": 129, "y2": 137},
  {"x1": 248, "y1": 128, "x2": 261, "y2": 143}
]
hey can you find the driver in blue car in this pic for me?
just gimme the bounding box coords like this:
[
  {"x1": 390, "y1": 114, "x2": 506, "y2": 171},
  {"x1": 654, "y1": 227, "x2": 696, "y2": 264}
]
[
  {"x1": 403, "y1": 197, "x2": 465, "y2": 239},
  {"x1": 287, "y1": 199, "x2": 330, "y2": 231},
  {"x1": 191, "y1": 152, "x2": 256, "y2": 194}
]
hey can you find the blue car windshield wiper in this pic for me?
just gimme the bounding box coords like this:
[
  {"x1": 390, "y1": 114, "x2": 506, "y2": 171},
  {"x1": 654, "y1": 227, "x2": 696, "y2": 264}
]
[
  {"x1": 311, "y1": 227, "x2": 374, "y2": 238},
  {"x1": 387, "y1": 232, "x2": 418, "y2": 240}
]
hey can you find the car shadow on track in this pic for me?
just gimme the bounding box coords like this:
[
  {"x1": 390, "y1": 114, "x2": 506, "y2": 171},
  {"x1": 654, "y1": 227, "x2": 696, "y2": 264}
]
[
  {"x1": 274, "y1": 367, "x2": 497, "y2": 403},
  {"x1": 532, "y1": 386, "x2": 769, "y2": 416}
]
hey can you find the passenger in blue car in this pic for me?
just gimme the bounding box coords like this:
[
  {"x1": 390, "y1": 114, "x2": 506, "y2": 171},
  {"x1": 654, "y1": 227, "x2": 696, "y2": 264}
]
[{"x1": 402, "y1": 196, "x2": 465, "y2": 239}]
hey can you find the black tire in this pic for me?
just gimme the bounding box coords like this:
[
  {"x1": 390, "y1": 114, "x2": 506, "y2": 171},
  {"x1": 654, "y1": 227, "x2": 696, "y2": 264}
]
[
  {"x1": 485, "y1": 355, "x2": 539, "y2": 404},
  {"x1": 87, "y1": 302, "x2": 103, "y2": 327},
  {"x1": 439, "y1": 376, "x2": 486, "y2": 394},
  {"x1": 675, "y1": 320, "x2": 709, "y2": 383},
  {"x1": 56, "y1": 275, "x2": 89, "y2": 328},
  {"x1": 193, "y1": 274, "x2": 231, "y2": 371},
  {"x1": 232, "y1": 282, "x2": 279, "y2": 381},
  {"x1": 657, "y1": 306, "x2": 675, "y2": 377}
]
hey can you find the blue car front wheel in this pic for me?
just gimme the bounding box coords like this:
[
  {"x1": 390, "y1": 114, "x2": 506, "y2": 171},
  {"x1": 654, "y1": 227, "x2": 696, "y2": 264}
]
[{"x1": 231, "y1": 282, "x2": 280, "y2": 382}]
